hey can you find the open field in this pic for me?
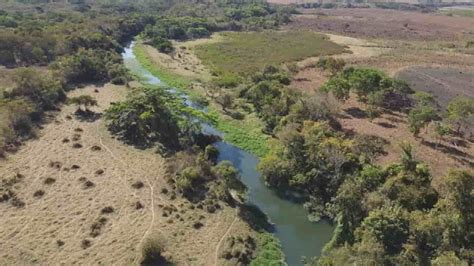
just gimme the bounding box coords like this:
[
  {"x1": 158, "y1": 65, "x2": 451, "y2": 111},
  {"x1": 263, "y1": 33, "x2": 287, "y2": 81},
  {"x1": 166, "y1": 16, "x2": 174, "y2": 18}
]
[
  {"x1": 0, "y1": 83, "x2": 252, "y2": 265},
  {"x1": 194, "y1": 30, "x2": 347, "y2": 77},
  {"x1": 286, "y1": 8, "x2": 474, "y2": 41},
  {"x1": 396, "y1": 66, "x2": 474, "y2": 108},
  {"x1": 439, "y1": 7, "x2": 474, "y2": 17}
]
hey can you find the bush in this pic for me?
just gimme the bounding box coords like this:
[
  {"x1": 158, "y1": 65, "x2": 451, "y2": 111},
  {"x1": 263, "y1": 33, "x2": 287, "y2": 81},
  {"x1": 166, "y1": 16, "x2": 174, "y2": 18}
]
[
  {"x1": 151, "y1": 36, "x2": 173, "y2": 53},
  {"x1": 317, "y1": 57, "x2": 345, "y2": 75},
  {"x1": 204, "y1": 145, "x2": 219, "y2": 162},
  {"x1": 141, "y1": 235, "x2": 169, "y2": 265},
  {"x1": 68, "y1": 95, "x2": 98, "y2": 112}
]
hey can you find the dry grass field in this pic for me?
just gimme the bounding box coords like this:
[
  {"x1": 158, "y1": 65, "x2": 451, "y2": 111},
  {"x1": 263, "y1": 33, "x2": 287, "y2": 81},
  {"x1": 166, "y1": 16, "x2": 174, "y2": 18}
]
[
  {"x1": 287, "y1": 8, "x2": 474, "y2": 41},
  {"x1": 0, "y1": 83, "x2": 252, "y2": 265}
]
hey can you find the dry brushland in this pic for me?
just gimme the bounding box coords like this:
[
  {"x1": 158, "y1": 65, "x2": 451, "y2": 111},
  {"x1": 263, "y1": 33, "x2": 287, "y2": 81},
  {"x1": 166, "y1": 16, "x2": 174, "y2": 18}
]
[
  {"x1": 1, "y1": 1, "x2": 473, "y2": 265},
  {"x1": 0, "y1": 83, "x2": 256, "y2": 265}
]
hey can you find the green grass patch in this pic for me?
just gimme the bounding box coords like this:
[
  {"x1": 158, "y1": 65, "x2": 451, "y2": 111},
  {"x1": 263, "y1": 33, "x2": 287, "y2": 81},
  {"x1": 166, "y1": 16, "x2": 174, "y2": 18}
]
[
  {"x1": 213, "y1": 111, "x2": 270, "y2": 158},
  {"x1": 251, "y1": 233, "x2": 286, "y2": 266},
  {"x1": 440, "y1": 9, "x2": 474, "y2": 18},
  {"x1": 195, "y1": 30, "x2": 347, "y2": 77},
  {"x1": 133, "y1": 42, "x2": 270, "y2": 157},
  {"x1": 133, "y1": 43, "x2": 193, "y2": 92}
]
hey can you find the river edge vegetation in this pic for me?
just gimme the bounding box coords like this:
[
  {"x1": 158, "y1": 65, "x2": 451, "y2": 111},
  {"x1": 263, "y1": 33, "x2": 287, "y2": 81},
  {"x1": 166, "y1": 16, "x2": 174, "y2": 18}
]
[
  {"x1": 1, "y1": 0, "x2": 473, "y2": 265},
  {"x1": 133, "y1": 43, "x2": 272, "y2": 157}
]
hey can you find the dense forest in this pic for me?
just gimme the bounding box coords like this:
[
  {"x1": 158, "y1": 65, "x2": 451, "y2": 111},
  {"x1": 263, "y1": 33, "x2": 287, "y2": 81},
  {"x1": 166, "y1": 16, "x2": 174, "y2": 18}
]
[{"x1": 0, "y1": 0, "x2": 472, "y2": 265}]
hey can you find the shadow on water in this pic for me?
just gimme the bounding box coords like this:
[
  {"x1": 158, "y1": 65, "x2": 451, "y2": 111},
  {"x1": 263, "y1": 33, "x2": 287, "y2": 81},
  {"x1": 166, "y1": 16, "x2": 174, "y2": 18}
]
[{"x1": 122, "y1": 42, "x2": 334, "y2": 266}]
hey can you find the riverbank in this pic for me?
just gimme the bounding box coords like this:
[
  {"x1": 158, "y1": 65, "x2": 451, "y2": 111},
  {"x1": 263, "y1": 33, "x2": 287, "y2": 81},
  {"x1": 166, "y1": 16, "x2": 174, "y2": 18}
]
[
  {"x1": 129, "y1": 41, "x2": 335, "y2": 265},
  {"x1": 133, "y1": 42, "x2": 271, "y2": 158}
]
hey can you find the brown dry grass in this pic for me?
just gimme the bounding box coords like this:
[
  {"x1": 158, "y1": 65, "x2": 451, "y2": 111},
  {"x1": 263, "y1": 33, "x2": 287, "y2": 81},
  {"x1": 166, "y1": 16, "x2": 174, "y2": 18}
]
[
  {"x1": 287, "y1": 9, "x2": 474, "y2": 41},
  {"x1": 0, "y1": 83, "x2": 252, "y2": 265}
]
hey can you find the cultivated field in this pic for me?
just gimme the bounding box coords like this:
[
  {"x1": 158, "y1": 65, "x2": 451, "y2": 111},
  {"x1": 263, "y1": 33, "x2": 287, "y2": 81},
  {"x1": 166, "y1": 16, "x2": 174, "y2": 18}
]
[{"x1": 0, "y1": 84, "x2": 251, "y2": 265}]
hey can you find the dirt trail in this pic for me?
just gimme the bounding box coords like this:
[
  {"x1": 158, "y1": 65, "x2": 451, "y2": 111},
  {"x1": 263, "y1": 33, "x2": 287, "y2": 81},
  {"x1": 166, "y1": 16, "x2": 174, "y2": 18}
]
[
  {"x1": 0, "y1": 84, "x2": 167, "y2": 265},
  {"x1": 214, "y1": 214, "x2": 237, "y2": 266}
]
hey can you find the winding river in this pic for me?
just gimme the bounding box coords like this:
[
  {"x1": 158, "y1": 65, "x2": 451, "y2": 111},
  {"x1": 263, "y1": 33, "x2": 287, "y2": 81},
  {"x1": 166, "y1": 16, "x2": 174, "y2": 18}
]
[{"x1": 123, "y1": 43, "x2": 334, "y2": 265}]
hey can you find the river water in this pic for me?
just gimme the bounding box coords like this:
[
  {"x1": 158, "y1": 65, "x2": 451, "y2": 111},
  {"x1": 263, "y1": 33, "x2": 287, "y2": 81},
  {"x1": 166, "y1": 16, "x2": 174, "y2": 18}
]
[{"x1": 122, "y1": 43, "x2": 334, "y2": 265}]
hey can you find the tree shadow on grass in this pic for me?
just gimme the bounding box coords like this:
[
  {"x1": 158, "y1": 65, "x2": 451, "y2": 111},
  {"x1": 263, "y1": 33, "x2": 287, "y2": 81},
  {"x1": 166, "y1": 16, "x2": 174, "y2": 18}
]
[
  {"x1": 344, "y1": 107, "x2": 366, "y2": 119},
  {"x1": 376, "y1": 121, "x2": 397, "y2": 128},
  {"x1": 421, "y1": 139, "x2": 473, "y2": 160},
  {"x1": 74, "y1": 110, "x2": 102, "y2": 122}
]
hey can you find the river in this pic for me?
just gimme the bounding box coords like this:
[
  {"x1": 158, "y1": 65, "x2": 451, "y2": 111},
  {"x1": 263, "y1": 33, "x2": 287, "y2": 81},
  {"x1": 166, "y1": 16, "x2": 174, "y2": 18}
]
[{"x1": 122, "y1": 43, "x2": 334, "y2": 266}]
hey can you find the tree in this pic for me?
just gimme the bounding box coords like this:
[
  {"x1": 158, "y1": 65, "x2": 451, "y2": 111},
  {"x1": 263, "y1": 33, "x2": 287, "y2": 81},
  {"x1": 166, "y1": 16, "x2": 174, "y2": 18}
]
[
  {"x1": 347, "y1": 68, "x2": 390, "y2": 102},
  {"x1": 10, "y1": 67, "x2": 64, "y2": 111},
  {"x1": 216, "y1": 92, "x2": 234, "y2": 112},
  {"x1": 317, "y1": 57, "x2": 345, "y2": 76},
  {"x1": 151, "y1": 36, "x2": 173, "y2": 53},
  {"x1": 356, "y1": 205, "x2": 410, "y2": 255},
  {"x1": 320, "y1": 75, "x2": 350, "y2": 102},
  {"x1": 408, "y1": 92, "x2": 440, "y2": 137},
  {"x1": 408, "y1": 105, "x2": 439, "y2": 137},
  {"x1": 105, "y1": 88, "x2": 183, "y2": 151},
  {"x1": 446, "y1": 97, "x2": 474, "y2": 135},
  {"x1": 434, "y1": 122, "x2": 452, "y2": 146}
]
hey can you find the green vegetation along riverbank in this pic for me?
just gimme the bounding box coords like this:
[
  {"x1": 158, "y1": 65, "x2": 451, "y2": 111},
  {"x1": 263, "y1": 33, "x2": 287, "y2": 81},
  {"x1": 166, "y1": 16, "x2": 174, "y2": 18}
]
[{"x1": 133, "y1": 42, "x2": 271, "y2": 157}]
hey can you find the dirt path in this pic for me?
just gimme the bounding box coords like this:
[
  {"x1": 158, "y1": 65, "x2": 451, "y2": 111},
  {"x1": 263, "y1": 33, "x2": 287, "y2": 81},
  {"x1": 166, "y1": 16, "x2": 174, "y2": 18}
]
[
  {"x1": 0, "y1": 84, "x2": 169, "y2": 265},
  {"x1": 214, "y1": 213, "x2": 237, "y2": 266}
]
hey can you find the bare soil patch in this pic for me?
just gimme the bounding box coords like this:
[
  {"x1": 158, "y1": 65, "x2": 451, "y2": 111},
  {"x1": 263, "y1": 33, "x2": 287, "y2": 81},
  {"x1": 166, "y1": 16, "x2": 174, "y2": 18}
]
[
  {"x1": 0, "y1": 83, "x2": 251, "y2": 265},
  {"x1": 287, "y1": 8, "x2": 474, "y2": 41}
]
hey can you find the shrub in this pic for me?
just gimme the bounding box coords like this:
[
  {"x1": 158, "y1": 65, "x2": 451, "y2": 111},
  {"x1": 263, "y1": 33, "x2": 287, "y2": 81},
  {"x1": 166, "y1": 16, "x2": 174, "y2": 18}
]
[
  {"x1": 151, "y1": 36, "x2": 173, "y2": 53},
  {"x1": 132, "y1": 181, "x2": 145, "y2": 189},
  {"x1": 204, "y1": 145, "x2": 219, "y2": 163},
  {"x1": 141, "y1": 235, "x2": 169, "y2": 265},
  {"x1": 101, "y1": 206, "x2": 115, "y2": 214},
  {"x1": 68, "y1": 95, "x2": 98, "y2": 112},
  {"x1": 317, "y1": 57, "x2": 345, "y2": 75},
  {"x1": 33, "y1": 190, "x2": 45, "y2": 198}
]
